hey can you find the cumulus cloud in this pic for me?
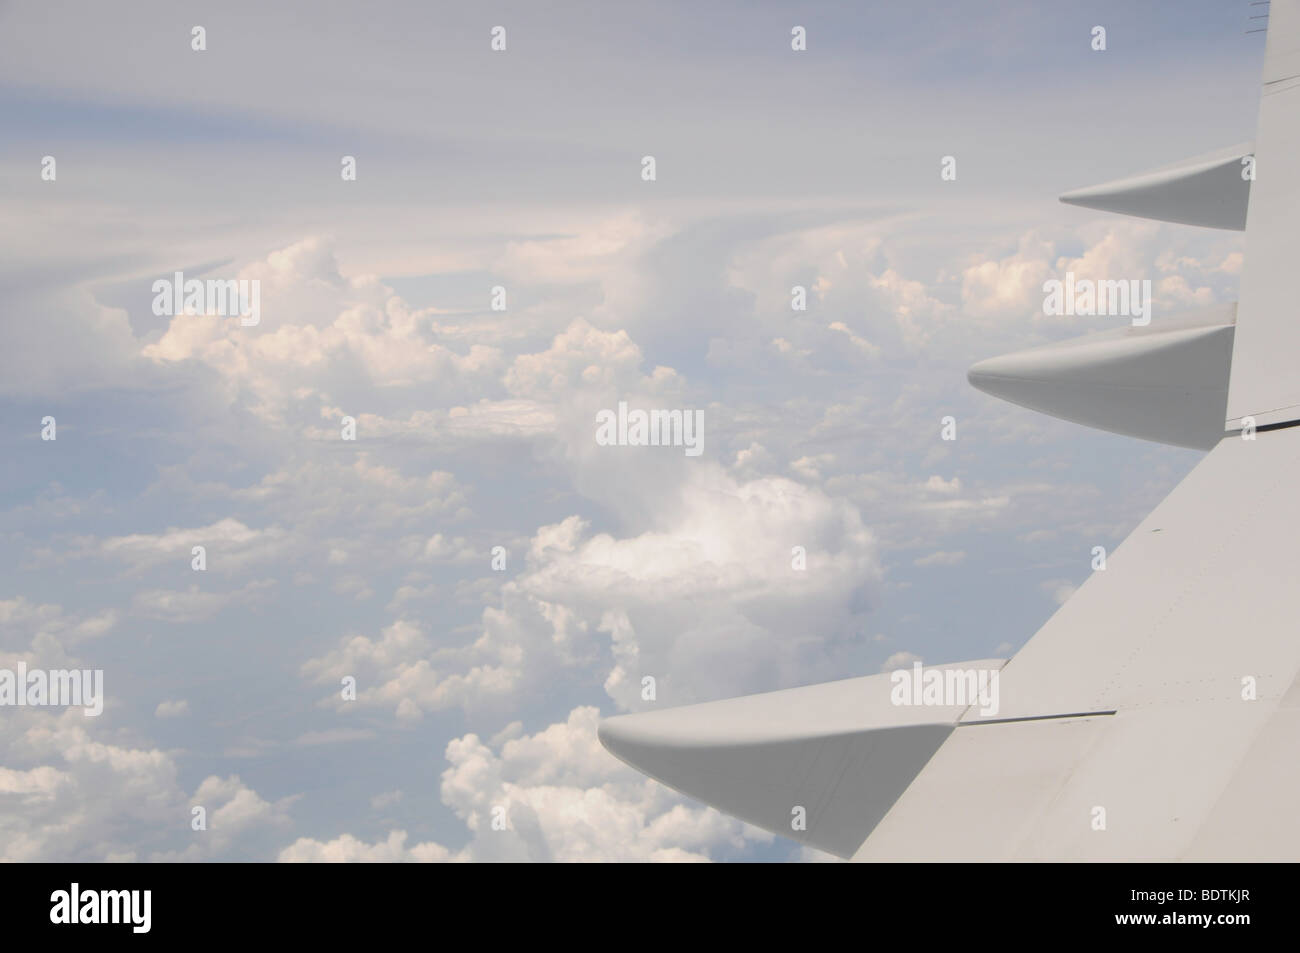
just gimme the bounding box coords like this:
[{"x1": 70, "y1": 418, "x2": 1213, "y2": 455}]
[
  {"x1": 143, "y1": 238, "x2": 505, "y2": 424},
  {"x1": 280, "y1": 829, "x2": 457, "y2": 863},
  {"x1": 0, "y1": 710, "x2": 292, "y2": 862},
  {"x1": 278, "y1": 706, "x2": 766, "y2": 863},
  {"x1": 303, "y1": 461, "x2": 880, "y2": 718},
  {"x1": 960, "y1": 223, "x2": 1233, "y2": 336}
]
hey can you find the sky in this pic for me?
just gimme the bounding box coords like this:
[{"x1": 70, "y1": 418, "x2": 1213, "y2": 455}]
[{"x1": 0, "y1": 0, "x2": 1267, "y2": 861}]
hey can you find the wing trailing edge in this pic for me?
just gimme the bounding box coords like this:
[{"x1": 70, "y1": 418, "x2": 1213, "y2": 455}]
[{"x1": 598, "y1": 660, "x2": 1005, "y2": 858}]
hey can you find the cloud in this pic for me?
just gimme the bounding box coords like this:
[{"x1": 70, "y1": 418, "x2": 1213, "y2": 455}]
[
  {"x1": 142, "y1": 238, "x2": 505, "y2": 423},
  {"x1": 0, "y1": 710, "x2": 292, "y2": 862},
  {"x1": 0, "y1": 287, "x2": 143, "y2": 399},
  {"x1": 0, "y1": 597, "x2": 117, "y2": 657},
  {"x1": 132, "y1": 580, "x2": 273, "y2": 622},
  {"x1": 279, "y1": 706, "x2": 766, "y2": 863},
  {"x1": 154, "y1": 700, "x2": 190, "y2": 718},
  {"x1": 87, "y1": 518, "x2": 288, "y2": 577},
  {"x1": 913, "y1": 550, "x2": 966, "y2": 567},
  {"x1": 279, "y1": 829, "x2": 457, "y2": 863},
  {"x1": 504, "y1": 319, "x2": 646, "y2": 399},
  {"x1": 303, "y1": 461, "x2": 880, "y2": 718},
  {"x1": 881, "y1": 650, "x2": 922, "y2": 672}
]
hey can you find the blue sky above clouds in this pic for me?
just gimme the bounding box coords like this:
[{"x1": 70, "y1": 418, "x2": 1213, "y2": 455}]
[{"x1": 0, "y1": 1, "x2": 1265, "y2": 860}]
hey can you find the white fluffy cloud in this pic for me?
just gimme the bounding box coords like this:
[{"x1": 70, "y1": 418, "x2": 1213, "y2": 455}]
[
  {"x1": 0, "y1": 710, "x2": 292, "y2": 862},
  {"x1": 143, "y1": 238, "x2": 505, "y2": 424},
  {"x1": 279, "y1": 706, "x2": 767, "y2": 863},
  {"x1": 962, "y1": 222, "x2": 1233, "y2": 334},
  {"x1": 303, "y1": 459, "x2": 879, "y2": 718}
]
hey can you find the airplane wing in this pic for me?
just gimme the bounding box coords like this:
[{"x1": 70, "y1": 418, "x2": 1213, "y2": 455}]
[
  {"x1": 856, "y1": 427, "x2": 1300, "y2": 860},
  {"x1": 600, "y1": 2, "x2": 1300, "y2": 860}
]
